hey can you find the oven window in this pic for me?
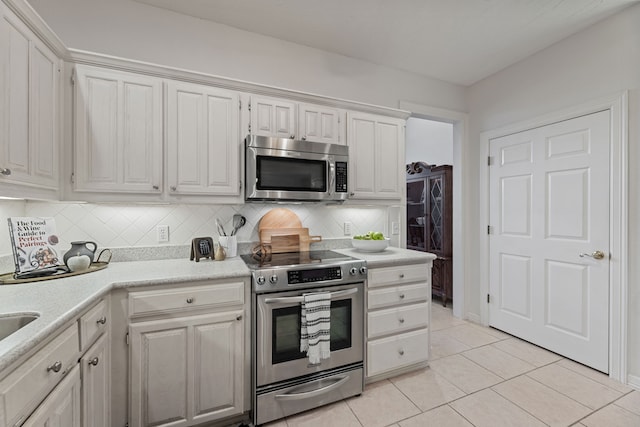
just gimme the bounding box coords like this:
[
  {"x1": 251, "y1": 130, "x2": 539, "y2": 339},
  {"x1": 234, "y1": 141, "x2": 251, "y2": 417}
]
[
  {"x1": 272, "y1": 299, "x2": 353, "y2": 364},
  {"x1": 257, "y1": 156, "x2": 327, "y2": 192}
]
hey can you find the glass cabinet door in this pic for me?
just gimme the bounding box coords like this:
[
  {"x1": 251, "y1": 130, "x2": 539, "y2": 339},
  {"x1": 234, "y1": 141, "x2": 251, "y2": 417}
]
[
  {"x1": 406, "y1": 179, "x2": 427, "y2": 250},
  {"x1": 428, "y1": 175, "x2": 444, "y2": 253}
]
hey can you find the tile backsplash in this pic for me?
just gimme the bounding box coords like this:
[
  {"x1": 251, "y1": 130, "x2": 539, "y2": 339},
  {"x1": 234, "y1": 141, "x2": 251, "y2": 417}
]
[{"x1": 0, "y1": 201, "x2": 395, "y2": 258}]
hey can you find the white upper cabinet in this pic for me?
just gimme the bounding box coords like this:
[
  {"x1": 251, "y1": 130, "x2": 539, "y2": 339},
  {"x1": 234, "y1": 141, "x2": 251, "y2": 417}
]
[
  {"x1": 347, "y1": 112, "x2": 404, "y2": 199},
  {"x1": 167, "y1": 81, "x2": 240, "y2": 196},
  {"x1": 298, "y1": 103, "x2": 343, "y2": 144},
  {"x1": 74, "y1": 65, "x2": 163, "y2": 193},
  {"x1": 0, "y1": 4, "x2": 60, "y2": 196},
  {"x1": 249, "y1": 95, "x2": 296, "y2": 139}
]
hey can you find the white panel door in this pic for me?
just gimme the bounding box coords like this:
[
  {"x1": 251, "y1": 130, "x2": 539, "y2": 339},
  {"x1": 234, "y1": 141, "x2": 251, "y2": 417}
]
[
  {"x1": 81, "y1": 334, "x2": 110, "y2": 427},
  {"x1": 167, "y1": 81, "x2": 240, "y2": 195},
  {"x1": 249, "y1": 96, "x2": 296, "y2": 139},
  {"x1": 74, "y1": 65, "x2": 162, "y2": 193},
  {"x1": 489, "y1": 110, "x2": 610, "y2": 372},
  {"x1": 298, "y1": 103, "x2": 342, "y2": 144}
]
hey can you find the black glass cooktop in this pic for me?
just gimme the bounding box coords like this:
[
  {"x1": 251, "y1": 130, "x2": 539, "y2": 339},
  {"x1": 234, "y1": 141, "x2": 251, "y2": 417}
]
[{"x1": 241, "y1": 250, "x2": 353, "y2": 270}]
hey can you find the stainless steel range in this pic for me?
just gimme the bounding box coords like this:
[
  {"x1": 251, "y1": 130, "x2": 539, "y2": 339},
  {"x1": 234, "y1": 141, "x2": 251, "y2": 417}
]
[{"x1": 241, "y1": 250, "x2": 367, "y2": 425}]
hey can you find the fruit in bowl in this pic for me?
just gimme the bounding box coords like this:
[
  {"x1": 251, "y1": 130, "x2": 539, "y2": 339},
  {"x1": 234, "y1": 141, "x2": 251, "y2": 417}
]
[{"x1": 352, "y1": 231, "x2": 390, "y2": 252}]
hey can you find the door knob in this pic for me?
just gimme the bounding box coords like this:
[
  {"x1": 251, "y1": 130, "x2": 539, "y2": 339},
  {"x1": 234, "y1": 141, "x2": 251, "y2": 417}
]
[{"x1": 579, "y1": 250, "x2": 606, "y2": 260}]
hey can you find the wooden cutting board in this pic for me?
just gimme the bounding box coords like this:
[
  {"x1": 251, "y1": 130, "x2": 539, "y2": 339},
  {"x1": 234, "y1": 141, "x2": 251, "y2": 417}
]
[
  {"x1": 270, "y1": 235, "x2": 301, "y2": 254},
  {"x1": 260, "y1": 227, "x2": 322, "y2": 252},
  {"x1": 259, "y1": 208, "x2": 302, "y2": 231}
]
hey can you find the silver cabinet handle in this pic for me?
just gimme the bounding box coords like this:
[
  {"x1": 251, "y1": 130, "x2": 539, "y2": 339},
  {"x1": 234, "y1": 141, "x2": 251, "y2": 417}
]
[
  {"x1": 236, "y1": 315, "x2": 242, "y2": 321},
  {"x1": 399, "y1": 293, "x2": 405, "y2": 299},
  {"x1": 170, "y1": 186, "x2": 177, "y2": 191},
  {"x1": 398, "y1": 349, "x2": 405, "y2": 356},
  {"x1": 0, "y1": 168, "x2": 11, "y2": 176},
  {"x1": 301, "y1": 136, "x2": 307, "y2": 140},
  {"x1": 399, "y1": 317, "x2": 405, "y2": 324},
  {"x1": 186, "y1": 298, "x2": 194, "y2": 304},
  {"x1": 96, "y1": 316, "x2": 107, "y2": 325},
  {"x1": 152, "y1": 185, "x2": 159, "y2": 190},
  {"x1": 290, "y1": 134, "x2": 295, "y2": 139},
  {"x1": 89, "y1": 357, "x2": 99, "y2": 366},
  {"x1": 47, "y1": 361, "x2": 62, "y2": 373},
  {"x1": 399, "y1": 274, "x2": 405, "y2": 278},
  {"x1": 579, "y1": 250, "x2": 606, "y2": 260}
]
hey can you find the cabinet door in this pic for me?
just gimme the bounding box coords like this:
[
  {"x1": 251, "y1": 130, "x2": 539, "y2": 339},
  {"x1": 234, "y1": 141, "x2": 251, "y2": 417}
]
[
  {"x1": 74, "y1": 65, "x2": 162, "y2": 193},
  {"x1": 250, "y1": 95, "x2": 296, "y2": 139},
  {"x1": 0, "y1": 6, "x2": 59, "y2": 191},
  {"x1": 167, "y1": 81, "x2": 240, "y2": 195},
  {"x1": 23, "y1": 365, "x2": 81, "y2": 427},
  {"x1": 347, "y1": 112, "x2": 404, "y2": 199},
  {"x1": 81, "y1": 334, "x2": 110, "y2": 427},
  {"x1": 129, "y1": 311, "x2": 244, "y2": 427},
  {"x1": 298, "y1": 103, "x2": 343, "y2": 144}
]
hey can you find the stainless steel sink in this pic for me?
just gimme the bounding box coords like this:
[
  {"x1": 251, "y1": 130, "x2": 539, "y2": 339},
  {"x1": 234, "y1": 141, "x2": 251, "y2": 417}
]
[{"x1": 0, "y1": 313, "x2": 39, "y2": 341}]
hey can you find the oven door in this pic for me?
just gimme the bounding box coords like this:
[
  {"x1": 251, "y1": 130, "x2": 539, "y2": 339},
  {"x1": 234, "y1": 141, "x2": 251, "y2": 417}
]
[{"x1": 255, "y1": 282, "x2": 364, "y2": 387}]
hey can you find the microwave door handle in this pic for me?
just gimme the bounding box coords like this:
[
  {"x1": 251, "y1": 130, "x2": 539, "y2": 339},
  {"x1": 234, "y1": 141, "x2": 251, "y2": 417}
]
[
  {"x1": 328, "y1": 161, "x2": 335, "y2": 195},
  {"x1": 263, "y1": 287, "x2": 358, "y2": 304}
]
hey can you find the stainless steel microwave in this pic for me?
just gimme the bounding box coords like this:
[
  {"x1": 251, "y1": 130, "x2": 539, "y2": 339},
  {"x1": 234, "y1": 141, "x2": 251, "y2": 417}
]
[{"x1": 245, "y1": 135, "x2": 349, "y2": 203}]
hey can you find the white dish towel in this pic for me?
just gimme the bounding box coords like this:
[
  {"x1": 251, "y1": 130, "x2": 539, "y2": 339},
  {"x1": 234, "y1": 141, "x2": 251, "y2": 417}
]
[{"x1": 300, "y1": 292, "x2": 331, "y2": 364}]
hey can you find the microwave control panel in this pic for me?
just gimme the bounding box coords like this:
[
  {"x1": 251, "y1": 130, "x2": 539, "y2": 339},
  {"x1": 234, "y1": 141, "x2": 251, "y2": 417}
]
[{"x1": 335, "y1": 161, "x2": 348, "y2": 193}]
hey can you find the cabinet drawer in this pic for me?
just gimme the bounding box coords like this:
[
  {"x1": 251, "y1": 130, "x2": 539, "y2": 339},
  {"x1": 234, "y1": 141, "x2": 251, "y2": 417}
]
[
  {"x1": 368, "y1": 302, "x2": 429, "y2": 339},
  {"x1": 368, "y1": 283, "x2": 429, "y2": 310},
  {"x1": 79, "y1": 299, "x2": 108, "y2": 351},
  {"x1": 129, "y1": 281, "x2": 244, "y2": 317},
  {"x1": 0, "y1": 324, "x2": 80, "y2": 427},
  {"x1": 368, "y1": 264, "x2": 427, "y2": 288},
  {"x1": 367, "y1": 328, "x2": 429, "y2": 378}
]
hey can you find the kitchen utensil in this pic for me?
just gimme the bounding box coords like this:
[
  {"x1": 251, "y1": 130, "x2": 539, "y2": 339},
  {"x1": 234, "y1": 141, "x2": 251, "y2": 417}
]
[
  {"x1": 258, "y1": 208, "x2": 302, "y2": 231},
  {"x1": 231, "y1": 214, "x2": 246, "y2": 236},
  {"x1": 216, "y1": 218, "x2": 227, "y2": 236}
]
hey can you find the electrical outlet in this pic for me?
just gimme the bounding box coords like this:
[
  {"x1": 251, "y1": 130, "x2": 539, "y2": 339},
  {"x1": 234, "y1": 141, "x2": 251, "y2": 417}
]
[
  {"x1": 391, "y1": 221, "x2": 400, "y2": 235},
  {"x1": 157, "y1": 225, "x2": 169, "y2": 242},
  {"x1": 343, "y1": 221, "x2": 352, "y2": 236}
]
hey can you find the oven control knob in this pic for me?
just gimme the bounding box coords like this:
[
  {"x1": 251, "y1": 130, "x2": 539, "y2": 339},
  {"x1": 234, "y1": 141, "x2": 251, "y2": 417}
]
[
  {"x1": 349, "y1": 267, "x2": 358, "y2": 276},
  {"x1": 359, "y1": 266, "x2": 367, "y2": 275},
  {"x1": 269, "y1": 275, "x2": 278, "y2": 284},
  {"x1": 256, "y1": 276, "x2": 266, "y2": 285}
]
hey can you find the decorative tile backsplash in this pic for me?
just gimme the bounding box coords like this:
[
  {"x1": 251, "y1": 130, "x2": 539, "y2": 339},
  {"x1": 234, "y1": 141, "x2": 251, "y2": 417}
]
[{"x1": 0, "y1": 201, "x2": 394, "y2": 258}]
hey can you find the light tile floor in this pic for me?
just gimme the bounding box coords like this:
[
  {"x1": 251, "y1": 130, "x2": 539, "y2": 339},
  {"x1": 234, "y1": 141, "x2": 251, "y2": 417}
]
[{"x1": 264, "y1": 301, "x2": 639, "y2": 427}]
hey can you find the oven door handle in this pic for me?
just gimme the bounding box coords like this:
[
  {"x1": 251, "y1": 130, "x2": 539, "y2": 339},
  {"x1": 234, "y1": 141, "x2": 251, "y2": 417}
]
[
  {"x1": 264, "y1": 287, "x2": 358, "y2": 304},
  {"x1": 274, "y1": 375, "x2": 350, "y2": 401}
]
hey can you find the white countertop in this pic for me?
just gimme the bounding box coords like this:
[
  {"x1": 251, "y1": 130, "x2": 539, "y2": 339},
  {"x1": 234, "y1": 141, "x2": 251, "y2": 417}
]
[
  {"x1": 336, "y1": 246, "x2": 436, "y2": 267},
  {"x1": 0, "y1": 257, "x2": 249, "y2": 373},
  {"x1": 0, "y1": 246, "x2": 435, "y2": 373}
]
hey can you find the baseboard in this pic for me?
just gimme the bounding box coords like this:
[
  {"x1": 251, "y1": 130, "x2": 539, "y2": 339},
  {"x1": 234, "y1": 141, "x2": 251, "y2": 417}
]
[
  {"x1": 466, "y1": 312, "x2": 481, "y2": 324},
  {"x1": 627, "y1": 374, "x2": 640, "y2": 390}
]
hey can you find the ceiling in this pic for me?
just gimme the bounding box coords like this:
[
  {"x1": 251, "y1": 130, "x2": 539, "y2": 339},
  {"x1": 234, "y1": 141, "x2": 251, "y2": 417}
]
[{"x1": 132, "y1": 0, "x2": 638, "y2": 86}]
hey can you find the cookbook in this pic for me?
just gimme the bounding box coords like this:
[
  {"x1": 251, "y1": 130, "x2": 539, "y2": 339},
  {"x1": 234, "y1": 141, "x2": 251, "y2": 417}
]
[{"x1": 7, "y1": 217, "x2": 64, "y2": 277}]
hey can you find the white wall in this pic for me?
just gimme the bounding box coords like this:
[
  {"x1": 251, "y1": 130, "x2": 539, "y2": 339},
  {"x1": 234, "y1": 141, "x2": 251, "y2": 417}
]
[
  {"x1": 405, "y1": 118, "x2": 453, "y2": 166},
  {"x1": 467, "y1": 3, "x2": 640, "y2": 384},
  {"x1": 26, "y1": 0, "x2": 466, "y2": 112}
]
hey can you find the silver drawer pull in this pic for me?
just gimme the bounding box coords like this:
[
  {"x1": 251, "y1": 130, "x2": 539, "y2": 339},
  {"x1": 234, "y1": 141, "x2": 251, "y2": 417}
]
[
  {"x1": 0, "y1": 168, "x2": 11, "y2": 176},
  {"x1": 186, "y1": 298, "x2": 194, "y2": 304},
  {"x1": 236, "y1": 315, "x2": 242, "y2": 321},
  {"x1": 399, "y1": 293, "x2": 405, "y2": 299},
  {"x1": 398, "y1": 349, "x2": 405, "y2": 356},
  {"x1": 399, "y1": 273, "x2": 405, "y2": 278},
  {"x1": 47, "y1": 361, "x2": 62, "y2": 373},
  {"x1": 89, "y1": 357, "x2": 99, "y2": 366},
  {"x1": 399, "y1": 317, "x2": 405, "y2": 324},
  {"x1": 96, "y1": 316, "x2": 107, "y2": 325}
]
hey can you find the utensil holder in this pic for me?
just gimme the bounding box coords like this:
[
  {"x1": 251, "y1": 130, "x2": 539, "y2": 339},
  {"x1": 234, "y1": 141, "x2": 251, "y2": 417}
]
[{"x1": 218, "y1": 235, "x2": 237, "y2": 258}]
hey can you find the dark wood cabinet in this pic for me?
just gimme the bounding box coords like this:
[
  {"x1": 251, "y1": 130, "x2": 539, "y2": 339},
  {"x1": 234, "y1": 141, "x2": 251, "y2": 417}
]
[{"x1": 406, "y1": 162, "x2": 452, "y2": 306}]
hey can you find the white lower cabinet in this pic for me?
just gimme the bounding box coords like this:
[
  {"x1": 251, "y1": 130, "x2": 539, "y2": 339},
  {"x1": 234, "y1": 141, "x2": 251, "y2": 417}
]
[
  {"x1": 366, "y1": 262, "x2": 431, "y2": 381},
  {"x1": 22, "y1": 365, "x2": 81, "y2": 427},
  {"x1": 81, "y1": 334, "x2": 110, "y2": 427},
  {"x1": 128, "y1": 281, "x2": 247, "y2": 427}
]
